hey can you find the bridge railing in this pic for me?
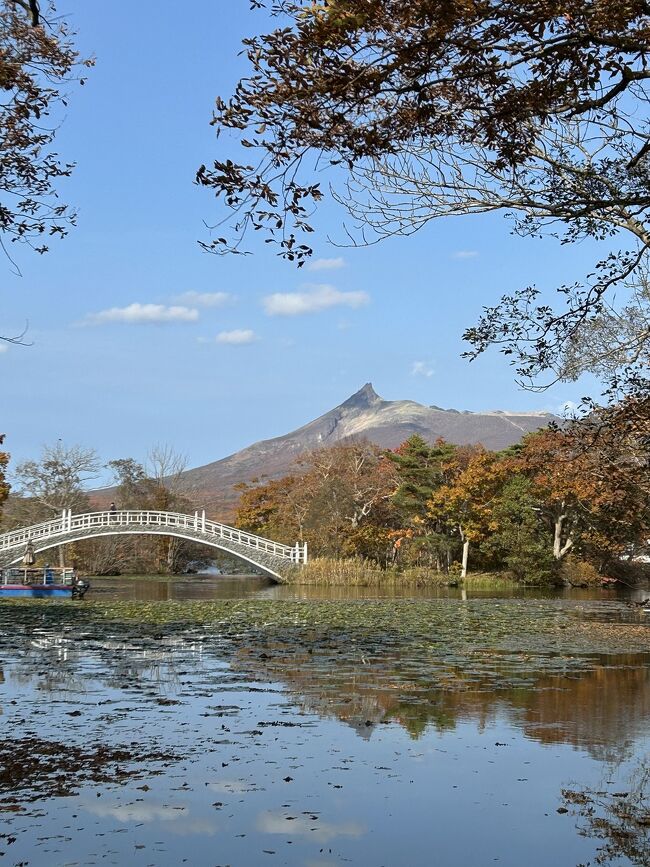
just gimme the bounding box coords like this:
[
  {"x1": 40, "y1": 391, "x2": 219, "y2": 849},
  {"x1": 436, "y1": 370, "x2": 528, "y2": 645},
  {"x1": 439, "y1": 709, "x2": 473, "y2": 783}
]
[{"x1": 0, "y1": 510, "x2": 308, "y2": 563}]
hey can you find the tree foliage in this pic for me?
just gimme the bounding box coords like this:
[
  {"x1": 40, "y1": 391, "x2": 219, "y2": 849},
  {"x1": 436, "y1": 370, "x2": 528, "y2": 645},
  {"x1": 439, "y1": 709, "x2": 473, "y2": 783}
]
[
  {"x1": 200, "y1": 0, "x2": 650, "y2": 393},
  {"x1": 390, "y1": 435, "x2": 455, "y2": 526},
  {"x1": 107, "y1": 447, "x2": 194, "y2": 574},
  {"x1": 0, "y1": 1, "x2": 91, "y2": 263},
  {"x1": 429, "y1": 448, "x2": 507, "y2": 543},
  {"x1": 237, "y1": 440, "x2": 397, "y2": 559},
  {"x1": 0, "y1": 434, "x2": 9, "y2": 518},
  {"x1": 516, "y1": 417, "x2": 650, "y2": 563},
  {"x1": 482, "y1": 475, "x2": 556, "y2": 583},
  {"x1": 236, "y1": 418, "x2": 649, "y2": 581}
]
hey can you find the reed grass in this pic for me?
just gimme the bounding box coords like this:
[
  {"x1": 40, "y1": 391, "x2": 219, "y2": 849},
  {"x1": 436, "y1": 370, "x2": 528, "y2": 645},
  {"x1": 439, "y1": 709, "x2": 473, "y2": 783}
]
[
  {"x1": 284, "y1": 557, "x2": 515, "y2": 588},
  {"x1": 459, "y1": 573, "x2": 520, "y2": 590}
]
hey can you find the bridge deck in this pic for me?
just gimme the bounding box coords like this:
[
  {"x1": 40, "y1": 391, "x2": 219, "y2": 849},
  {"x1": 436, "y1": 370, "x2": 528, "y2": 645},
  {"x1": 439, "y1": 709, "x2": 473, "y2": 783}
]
[{"x1": 0, "y1": 510, "x2": 307, "y2": 579}]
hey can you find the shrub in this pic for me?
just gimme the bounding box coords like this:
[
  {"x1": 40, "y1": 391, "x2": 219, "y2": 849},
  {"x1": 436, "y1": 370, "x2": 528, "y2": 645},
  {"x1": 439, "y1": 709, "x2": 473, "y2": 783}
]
[{"x1": 558, "y1": 556, "x2": 601, "y2": 587}]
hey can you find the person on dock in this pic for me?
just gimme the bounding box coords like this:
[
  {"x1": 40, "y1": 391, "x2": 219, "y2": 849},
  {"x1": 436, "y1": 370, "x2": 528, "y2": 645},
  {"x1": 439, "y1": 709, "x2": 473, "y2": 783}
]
[{"x1": 109, "y1": 502, "x2": 117, "y2": 521}]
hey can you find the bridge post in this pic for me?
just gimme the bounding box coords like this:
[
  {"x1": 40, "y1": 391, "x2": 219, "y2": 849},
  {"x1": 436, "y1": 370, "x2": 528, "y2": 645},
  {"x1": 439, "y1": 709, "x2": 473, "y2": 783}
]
[
  {"x1": 194, "y1": 511, "x2": 198, "y2": 530},
  {"x1": 201, "y1": 510, "x2": 206, "y2": 532}
]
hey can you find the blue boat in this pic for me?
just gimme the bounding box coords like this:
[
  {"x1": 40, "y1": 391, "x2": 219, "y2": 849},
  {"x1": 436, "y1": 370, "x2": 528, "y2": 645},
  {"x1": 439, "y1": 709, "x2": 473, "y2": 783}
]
[{"x1": 0, "y1": 566, "x2": 90, "y2": 598}]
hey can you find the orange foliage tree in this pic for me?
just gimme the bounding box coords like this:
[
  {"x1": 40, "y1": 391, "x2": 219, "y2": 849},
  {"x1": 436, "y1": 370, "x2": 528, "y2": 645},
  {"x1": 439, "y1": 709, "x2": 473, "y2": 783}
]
[
  {"x1": 514, "y1": 421, "x2": 649, "y2": 563},
  {"x1": 428, "y1": 448, "x2": 508, "y2": 577},
  {"x1": 236, "y1": 440, "x2": 398, "y2": 559}
]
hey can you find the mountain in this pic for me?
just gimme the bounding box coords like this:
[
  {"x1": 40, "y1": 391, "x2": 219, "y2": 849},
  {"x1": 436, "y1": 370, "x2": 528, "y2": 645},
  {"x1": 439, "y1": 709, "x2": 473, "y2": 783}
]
[{"x1": 169, "y1": 384, "x2": 557, "y2": 519}]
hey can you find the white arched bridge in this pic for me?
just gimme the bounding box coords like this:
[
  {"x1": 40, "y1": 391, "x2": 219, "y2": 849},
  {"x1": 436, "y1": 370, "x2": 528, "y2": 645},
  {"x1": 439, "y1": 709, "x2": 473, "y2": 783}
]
[{"x1": 0, "y1": 510, "x2": 307, "y2": 582}]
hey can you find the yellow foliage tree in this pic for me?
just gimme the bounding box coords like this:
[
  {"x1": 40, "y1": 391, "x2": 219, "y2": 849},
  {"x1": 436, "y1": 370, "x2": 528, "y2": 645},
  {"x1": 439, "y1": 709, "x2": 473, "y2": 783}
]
[{"x1": 428, "y1": 449, "x2": 507, "y2": 577}]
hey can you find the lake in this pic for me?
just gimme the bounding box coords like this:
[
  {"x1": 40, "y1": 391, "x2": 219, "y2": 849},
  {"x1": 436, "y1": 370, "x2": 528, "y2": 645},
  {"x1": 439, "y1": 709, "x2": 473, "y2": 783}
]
[{"x1": 0, "y1": 577, "x2": 648, "y2": 866}]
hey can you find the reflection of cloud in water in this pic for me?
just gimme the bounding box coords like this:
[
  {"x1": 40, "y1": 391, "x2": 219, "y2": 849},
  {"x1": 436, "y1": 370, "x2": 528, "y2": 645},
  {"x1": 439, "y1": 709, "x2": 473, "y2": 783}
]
[
  {"x1": 85, "y1": 801, "x2": 187, "y2": 823},
  {"x1": 208, "y1": 779, "x2": 261, "y2": 793},
  {"x1": 167, "y1": 819, "x2": 220, "y2": 837},
  {"x1": 257, "y1": 810, "x2": 365, "y2": 843},
  {"x1": 84, "y1": 800, "x2": 219, "y2": 836}
]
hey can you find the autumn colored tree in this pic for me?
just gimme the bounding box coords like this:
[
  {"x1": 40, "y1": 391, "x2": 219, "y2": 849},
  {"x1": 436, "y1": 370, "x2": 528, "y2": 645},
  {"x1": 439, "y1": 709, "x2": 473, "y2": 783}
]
[
  {"x1": 0, "y1": 434, "x2": 9, "y2": 519},
  {"x1": 302, "y1": 439, "x2": 395, "y2": 527},
  {"x1": 236, "y1": 440, "x2": 397, "y2": 558},
  {"x1": 236, "y1": 475, "x2": 303, "y2": 543},
  {"x1": 290, "y1": 440, "x2": 396, "y2": 556},
  {"x1": 231, "y1": 409, "x2": 648, "y2": 582},
  {"x1": 514, "y1": 423, "x2": 649, "y2": 565},
  {"x1": 0, "y1": 1, "x2": 91, "y2": 266},
  {"x1": 428, "y1": 448, "x2": 507, "y2": 577},
  {"x1": 200, "y1": 0, "x2": 650, "y2": 393}
]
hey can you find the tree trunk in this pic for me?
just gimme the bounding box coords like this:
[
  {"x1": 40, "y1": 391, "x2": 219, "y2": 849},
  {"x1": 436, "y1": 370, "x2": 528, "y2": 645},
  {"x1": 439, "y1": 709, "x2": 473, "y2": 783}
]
[
  {"x1": 461, "y1": 538, "x2": 469, "y2": 578},
  {"x1": 553, "y1": 509, "x2": 573, "y2": 560}
]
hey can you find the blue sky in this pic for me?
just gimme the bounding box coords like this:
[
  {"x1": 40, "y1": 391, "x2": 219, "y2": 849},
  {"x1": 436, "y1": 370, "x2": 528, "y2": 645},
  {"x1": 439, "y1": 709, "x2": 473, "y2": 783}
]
[{"x1": 1, "y1": 1, "x2": 601, "y2": 478}]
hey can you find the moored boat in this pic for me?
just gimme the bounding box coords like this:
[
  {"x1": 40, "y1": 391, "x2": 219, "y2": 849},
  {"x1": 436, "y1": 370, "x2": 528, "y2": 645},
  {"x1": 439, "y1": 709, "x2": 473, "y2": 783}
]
[{"x1": 0, "y1": 566, "x2": 90, "y2": 598}]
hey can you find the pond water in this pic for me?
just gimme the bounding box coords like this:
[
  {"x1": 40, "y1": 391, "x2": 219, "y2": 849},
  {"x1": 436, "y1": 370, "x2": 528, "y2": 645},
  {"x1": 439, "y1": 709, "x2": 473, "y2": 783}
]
[
  {"x1": 0, "y1": 581, "x2": 648, "y2": 866},
  {"x1": 89, "y1": 573, "x2": 650, "y2": 603}
]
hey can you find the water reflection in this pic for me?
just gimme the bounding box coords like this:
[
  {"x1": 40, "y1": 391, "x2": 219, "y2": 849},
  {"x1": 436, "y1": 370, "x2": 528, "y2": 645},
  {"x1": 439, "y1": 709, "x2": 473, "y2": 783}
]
[
  {"x1": 91, "y1": 573, "x2": 650, "y2": 604},
  {"x1": 92, "y1": 574, "x2": 275, "y2": 601},
  {"x1": 0, "y1": 596, "x2": 648, "y2": 867},
  {"x1": 3, "y1": 617, "x2": 649, "y2": 758},
  {"x1": 233, "y1": 643, "x2": 650, "y2": 760}
]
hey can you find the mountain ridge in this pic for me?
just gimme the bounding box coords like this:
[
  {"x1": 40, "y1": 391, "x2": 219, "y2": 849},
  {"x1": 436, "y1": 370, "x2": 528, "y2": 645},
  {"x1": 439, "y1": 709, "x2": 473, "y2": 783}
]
[{"x1": 163, "y1": 383, "x2": 558, "y2": 518}]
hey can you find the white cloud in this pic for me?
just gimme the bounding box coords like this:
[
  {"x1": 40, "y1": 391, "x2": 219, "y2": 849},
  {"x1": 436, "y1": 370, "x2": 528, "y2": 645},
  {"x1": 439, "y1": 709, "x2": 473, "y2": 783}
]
[
  {"x1": 452, "y1": 250, "x2": 479, "y2": 259},
  {"x1": 256, "y1": 811, "x2": 366, "y2": 843},
  {"x1": 216, "y1": 329, "x2": 256, "y2": 345},
  {"x1": 307, "y1": 257, "x2": 346, "y2": 271},
  {"x1": 559, "y1": 400, "x2": 579, "y2": 415},
  {"x1": 411, "y1": 360, "x2": 434, "y2": 378},
  {"x1": 80, "y1": 303, "x2": 199, "y2": 326},
  {"x1": 263, "y1": 284, "x2": 369, "y2": 316},
  {"x1": 175, "y1": 291, "x2": 232, "y2": 307},
  {"x1": 0, "y1": 344, "x2": 8, "y2": 354}
]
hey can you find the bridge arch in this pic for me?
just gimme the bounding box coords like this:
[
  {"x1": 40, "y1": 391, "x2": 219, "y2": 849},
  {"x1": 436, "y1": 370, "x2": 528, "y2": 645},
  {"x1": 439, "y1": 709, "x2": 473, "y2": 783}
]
[{"x1": 0, "y1": 510, "x2": 307, "y2": 582}]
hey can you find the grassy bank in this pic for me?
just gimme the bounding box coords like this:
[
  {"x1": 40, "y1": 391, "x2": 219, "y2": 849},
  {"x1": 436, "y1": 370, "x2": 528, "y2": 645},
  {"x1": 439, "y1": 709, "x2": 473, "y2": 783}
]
[{"x1": 284, "y1": 557, "x2": 517, "y2": 589}]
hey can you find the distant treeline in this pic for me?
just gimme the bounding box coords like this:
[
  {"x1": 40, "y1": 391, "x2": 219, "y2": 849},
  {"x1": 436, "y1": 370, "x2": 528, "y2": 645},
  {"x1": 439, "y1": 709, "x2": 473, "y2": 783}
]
[{"x1": 235, "y1": 411, "x2": 649, "y2": 584}]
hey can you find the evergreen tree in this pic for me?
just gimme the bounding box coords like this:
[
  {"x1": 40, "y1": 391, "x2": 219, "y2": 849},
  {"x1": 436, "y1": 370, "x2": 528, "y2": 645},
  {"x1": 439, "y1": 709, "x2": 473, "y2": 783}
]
[
  {"x1": 390, "y1": 436, "x2": 456, "y2": 526},
  {"x1": 482, "y1": 476, "x2": 555, "y2": 584}
]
